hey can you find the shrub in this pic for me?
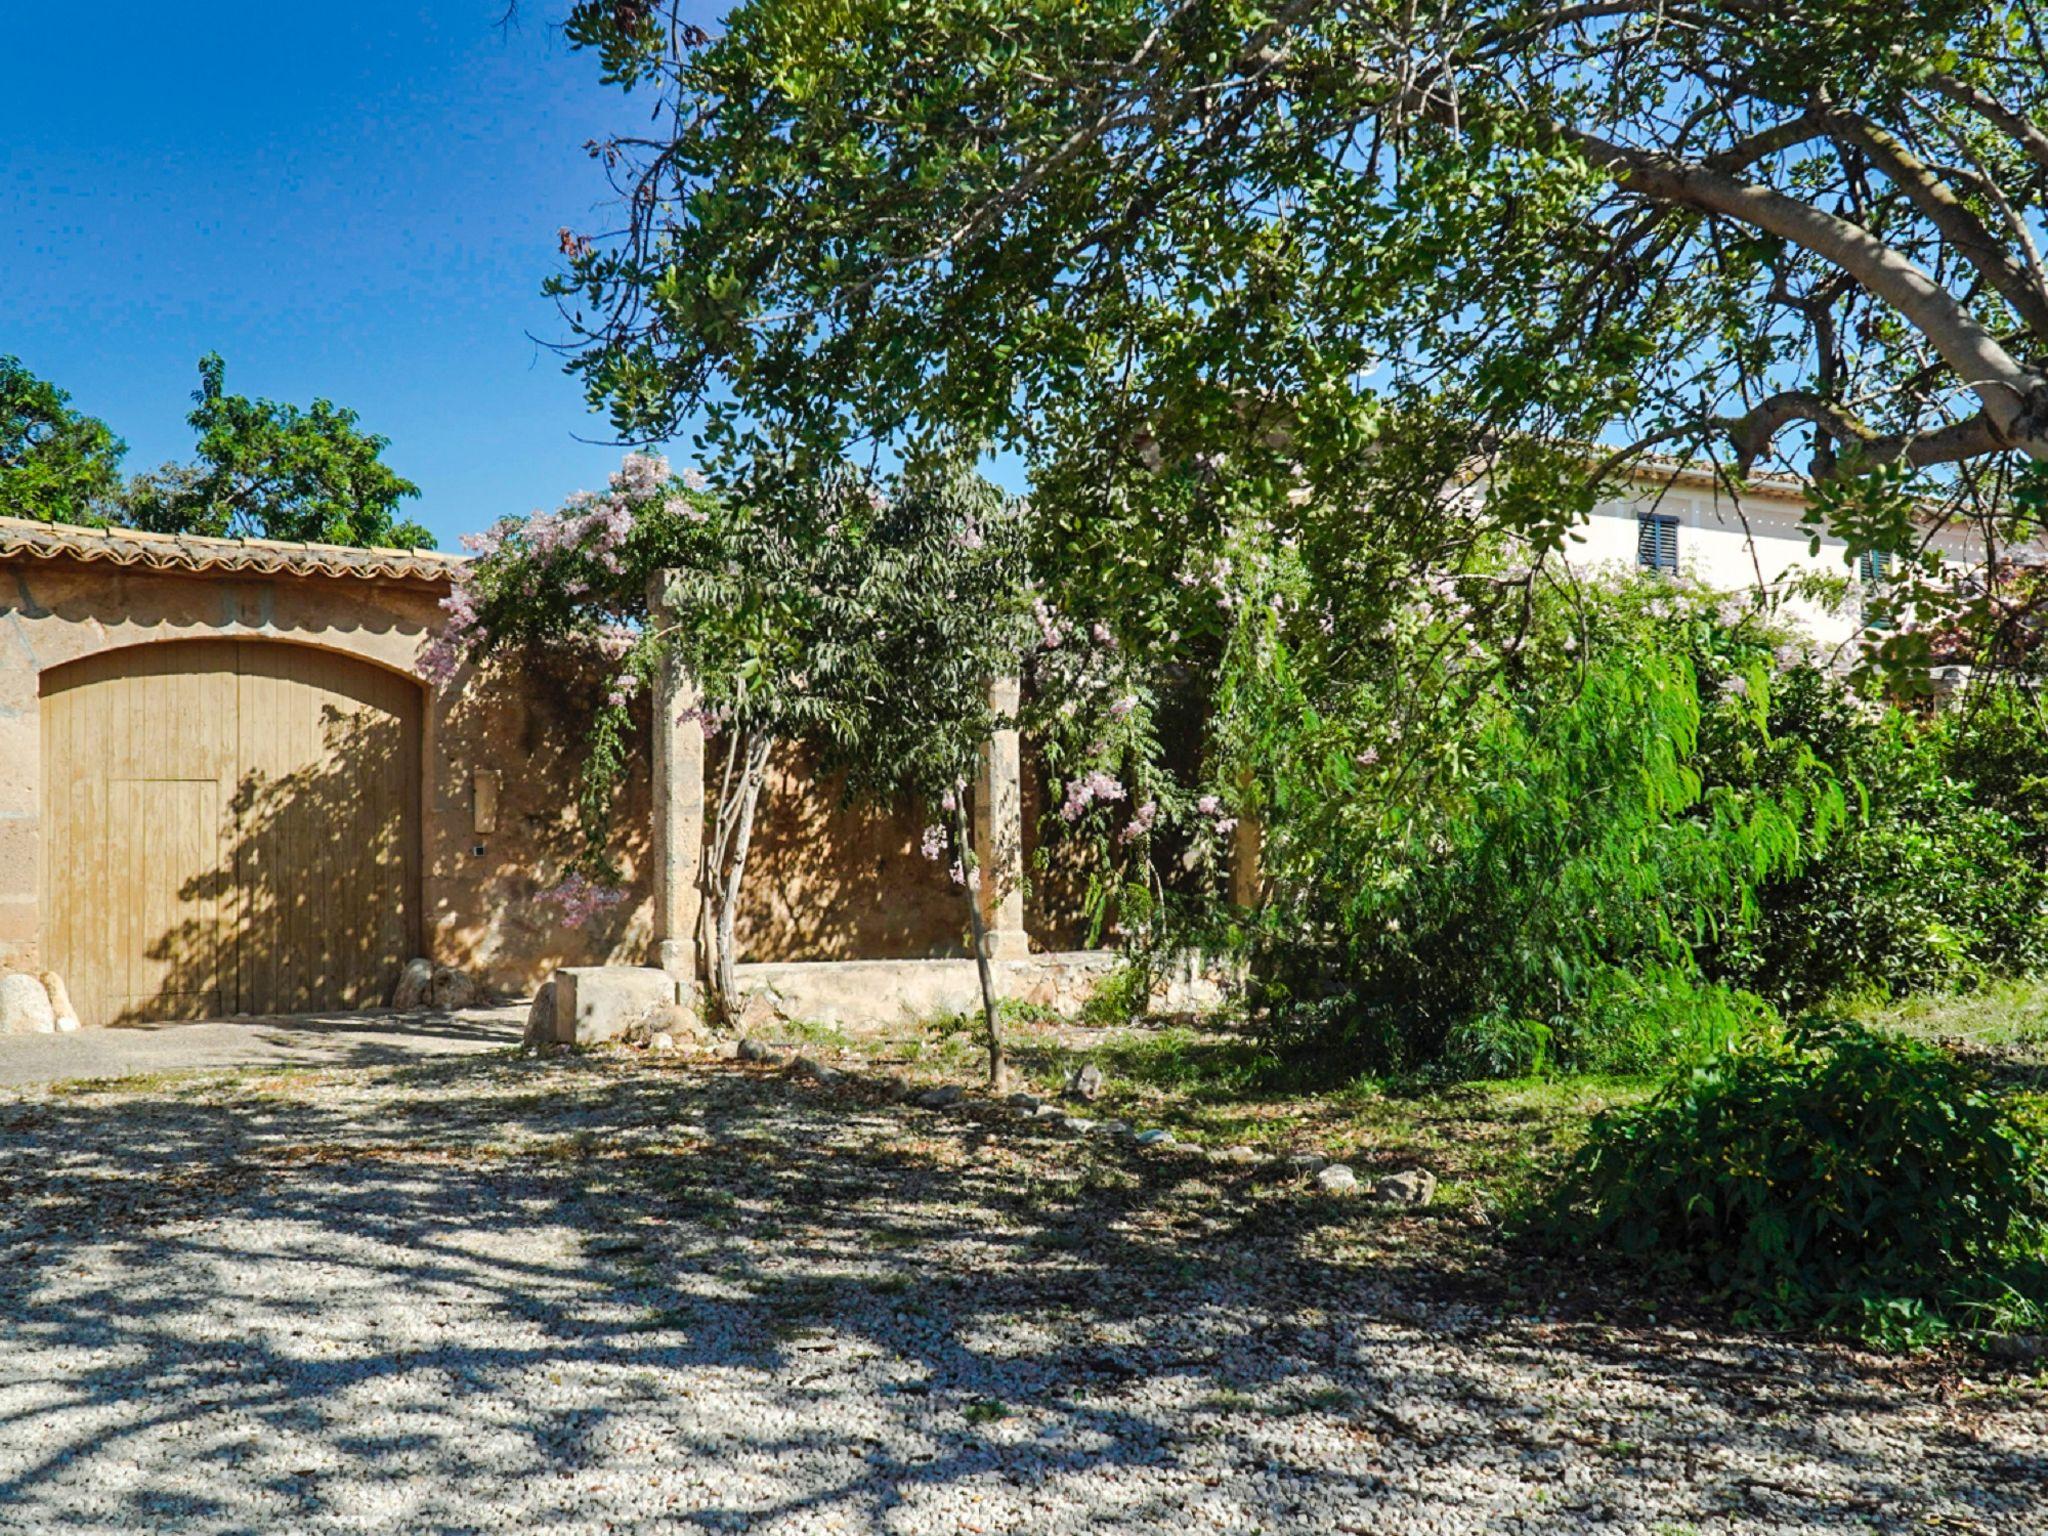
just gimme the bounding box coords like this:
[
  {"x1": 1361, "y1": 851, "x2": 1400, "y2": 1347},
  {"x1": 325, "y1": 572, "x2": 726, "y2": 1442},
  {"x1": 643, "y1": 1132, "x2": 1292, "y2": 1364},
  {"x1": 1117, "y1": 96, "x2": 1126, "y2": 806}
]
[
  {"x1": 1539, "y1": 1025, "x2": 2048, "y2": 1345},
  {"x1": 1254, "y1": 645, "x2": 1840, "y2": 1077},
  {"x1": 1708, "y1": 679, "x2": 2048, "y2": 1006}
]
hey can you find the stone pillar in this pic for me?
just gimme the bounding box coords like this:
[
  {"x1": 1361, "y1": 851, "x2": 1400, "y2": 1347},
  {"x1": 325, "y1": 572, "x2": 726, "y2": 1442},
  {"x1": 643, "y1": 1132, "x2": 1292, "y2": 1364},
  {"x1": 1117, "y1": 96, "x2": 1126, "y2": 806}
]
[
  {"x1": 973, "y1": 675, "x2": 1030, "y2": 960},
  {"x1": 1229, "y1": 811, "x2": 1264, "y2": 910},
  {"x1": 649, "y1": 572, "x2": 705, "y2": 989}
]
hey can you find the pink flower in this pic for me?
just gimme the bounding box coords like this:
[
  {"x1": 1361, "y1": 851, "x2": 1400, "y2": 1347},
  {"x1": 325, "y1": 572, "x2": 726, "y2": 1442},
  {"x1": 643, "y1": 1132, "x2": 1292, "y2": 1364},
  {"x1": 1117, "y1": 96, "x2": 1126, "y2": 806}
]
[
  {"x1": 541, "y1": 871, "x2": 626, "y2": 928},
  {"x1": 1059, "y1": 769, "x2": 1127, "y2": 822},
  {"x1": 1120, "y1": 799, "x2": 1157, "y2": 844},
  {"x1": 610, "y1": 452, "x2": 671, "y2": 497},
  {"x1": 920, "y1": 824, "x2": 947, "y2": 861}
]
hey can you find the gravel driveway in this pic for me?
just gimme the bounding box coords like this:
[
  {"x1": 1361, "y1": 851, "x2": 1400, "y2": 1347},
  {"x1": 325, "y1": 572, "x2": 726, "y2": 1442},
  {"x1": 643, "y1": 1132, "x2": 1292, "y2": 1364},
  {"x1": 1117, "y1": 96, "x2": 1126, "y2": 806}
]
[
  {"x1": 0, "y1": 1051, "x2": 2041, "y2": 1535},
  {"x1": 0, "y1": 1006, "x2": 525, "y2": 1088}
]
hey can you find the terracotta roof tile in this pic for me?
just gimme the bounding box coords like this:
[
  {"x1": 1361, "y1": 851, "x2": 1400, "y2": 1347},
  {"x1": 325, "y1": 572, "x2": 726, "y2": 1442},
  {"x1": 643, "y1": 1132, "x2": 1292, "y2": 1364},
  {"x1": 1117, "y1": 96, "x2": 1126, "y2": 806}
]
[{"x1": 0, "y1": 516, "x2": 464, "y2": 584}]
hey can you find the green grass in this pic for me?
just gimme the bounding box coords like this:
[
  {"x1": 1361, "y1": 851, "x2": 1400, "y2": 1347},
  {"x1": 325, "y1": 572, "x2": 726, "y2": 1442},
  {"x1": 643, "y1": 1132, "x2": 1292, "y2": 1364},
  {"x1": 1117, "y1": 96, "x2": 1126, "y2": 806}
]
[
  {"x1": 1851, "y1": 976, "x2": 2048, "y2": 1052},
  {"x1": 987, "y1": 1021, "x2": 1654, "y2": 1211}
]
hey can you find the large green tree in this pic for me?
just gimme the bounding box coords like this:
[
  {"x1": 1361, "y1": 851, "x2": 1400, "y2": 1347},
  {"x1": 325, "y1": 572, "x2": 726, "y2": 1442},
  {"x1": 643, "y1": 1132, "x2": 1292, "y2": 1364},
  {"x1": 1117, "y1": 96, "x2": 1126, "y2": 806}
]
[
  {"x1": 125, "y1": 353, "x2": 430, "y2": 548},
  {"x1": 550, "y1": 1, "x2": 2048, "y2": 649},
  {"x1": 0, "y1": 356, "x2": 126, "y2": 524}
]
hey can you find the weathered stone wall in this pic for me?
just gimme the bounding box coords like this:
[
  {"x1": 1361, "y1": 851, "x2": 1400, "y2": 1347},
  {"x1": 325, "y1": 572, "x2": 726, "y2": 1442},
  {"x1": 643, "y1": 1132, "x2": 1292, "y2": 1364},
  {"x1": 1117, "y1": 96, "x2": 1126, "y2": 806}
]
[
  {"x1": 1, "y1": 550, "x2": 1070, "y2": 1008},
  {"x1": 0, "y1": 555, "x2": 658, "y2": 998}
]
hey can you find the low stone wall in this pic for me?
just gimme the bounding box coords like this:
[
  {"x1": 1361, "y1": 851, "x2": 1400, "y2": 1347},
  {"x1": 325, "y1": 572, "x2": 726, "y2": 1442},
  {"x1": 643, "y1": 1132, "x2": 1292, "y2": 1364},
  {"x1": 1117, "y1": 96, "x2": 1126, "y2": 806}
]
[
  {"x1": 732, "y1": 951, "x2": 1122, "y2": 1029},
  {"x1": 541, "y1": 950, "x2": 1234, "y2": 1046}
]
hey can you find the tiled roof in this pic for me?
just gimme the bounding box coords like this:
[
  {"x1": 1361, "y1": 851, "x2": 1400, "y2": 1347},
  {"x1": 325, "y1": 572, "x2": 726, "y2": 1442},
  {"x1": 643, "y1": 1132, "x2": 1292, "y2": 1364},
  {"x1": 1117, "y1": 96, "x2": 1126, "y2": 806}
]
[
  {"x1": 0, "y1": 516, "x2": 464, "y2": 584},
  {"x1": 1621, "y1": 453, "x2": 1813, "y2": 504}
]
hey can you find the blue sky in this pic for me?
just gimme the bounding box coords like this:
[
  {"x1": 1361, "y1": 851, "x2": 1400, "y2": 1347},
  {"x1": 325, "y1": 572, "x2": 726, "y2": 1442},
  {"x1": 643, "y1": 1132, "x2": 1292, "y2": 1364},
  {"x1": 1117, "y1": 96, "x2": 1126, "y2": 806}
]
[{"x1": 2, "y1": 3, "x2": 726, "y2": 549}]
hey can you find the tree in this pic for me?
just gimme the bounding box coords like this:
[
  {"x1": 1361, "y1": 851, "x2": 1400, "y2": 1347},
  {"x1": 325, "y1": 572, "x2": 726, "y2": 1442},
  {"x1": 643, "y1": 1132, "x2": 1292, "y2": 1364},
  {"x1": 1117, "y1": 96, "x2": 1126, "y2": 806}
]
[
  {"x1": 125, "y1": 353, "x2": 430, "y2": 548},
  {"x1": 439, "y1": 450, "x2": 1033, "y2": 1083},
  {"x1": 549, "y1": 1, "x2": 2048, "y2": 634},
  {"x1": 0, "y1": 356, "x2": 126, "y2": 524}
]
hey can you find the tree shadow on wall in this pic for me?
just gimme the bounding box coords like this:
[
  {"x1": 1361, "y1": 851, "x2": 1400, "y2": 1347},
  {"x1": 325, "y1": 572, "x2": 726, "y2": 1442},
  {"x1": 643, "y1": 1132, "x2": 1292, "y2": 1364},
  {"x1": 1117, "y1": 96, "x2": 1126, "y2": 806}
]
[
  {"x1": 431, "y1": 645, "x2": 654, "y2": 983},
  {"x1": 137, "y1": 702, "x2": 417, "y2": 1024},
  {"x1": 736, "y1": 746, "x2": 975, "y2": 962}
]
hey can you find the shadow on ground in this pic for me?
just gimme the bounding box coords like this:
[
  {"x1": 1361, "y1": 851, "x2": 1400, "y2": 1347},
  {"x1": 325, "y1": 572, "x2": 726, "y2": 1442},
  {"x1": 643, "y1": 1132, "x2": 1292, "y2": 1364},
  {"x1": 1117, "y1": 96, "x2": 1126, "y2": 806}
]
[{"x1": 0, "y1": 1055, "x2": 2040, "y2": 1534}]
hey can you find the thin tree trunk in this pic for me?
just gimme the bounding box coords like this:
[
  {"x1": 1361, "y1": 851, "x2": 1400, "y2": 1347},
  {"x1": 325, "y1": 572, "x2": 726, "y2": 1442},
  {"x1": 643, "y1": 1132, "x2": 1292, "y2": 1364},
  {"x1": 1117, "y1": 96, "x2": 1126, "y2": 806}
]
[
  {"x1": 701, "y1": 727, "x2": 775, "y2": 1030},
  {"x1": 716, "y1": 732, "x2": 774, "y2": 1026},
  {"x1": 955, "y1": 797, "x2": 1007, "y2": 1091}
]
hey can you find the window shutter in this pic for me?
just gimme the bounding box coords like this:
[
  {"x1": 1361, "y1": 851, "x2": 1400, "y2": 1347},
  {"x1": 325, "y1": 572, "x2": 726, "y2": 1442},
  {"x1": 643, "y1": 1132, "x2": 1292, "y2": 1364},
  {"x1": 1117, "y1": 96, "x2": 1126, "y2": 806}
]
[{"x1": 1636, "y1": 513, "x2": 1679, "y2": 573}]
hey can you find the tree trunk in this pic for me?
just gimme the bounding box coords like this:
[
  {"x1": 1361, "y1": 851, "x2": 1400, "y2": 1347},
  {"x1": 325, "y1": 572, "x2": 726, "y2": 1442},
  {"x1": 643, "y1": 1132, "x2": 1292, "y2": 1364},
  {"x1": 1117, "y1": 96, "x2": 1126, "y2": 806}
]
[
  {"x1": 704, "y1": 728, "x2": 775, "y2": 1030},
  {"x1": 955, "y1": 797, "x2": 1007, "y2": 1091}
]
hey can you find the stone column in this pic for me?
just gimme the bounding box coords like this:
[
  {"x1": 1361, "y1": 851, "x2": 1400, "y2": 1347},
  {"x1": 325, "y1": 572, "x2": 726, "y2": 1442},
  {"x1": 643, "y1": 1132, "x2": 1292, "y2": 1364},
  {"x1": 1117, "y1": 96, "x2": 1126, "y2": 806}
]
[
  {"x1": 1229, "y1": 808, "x2": 1264, "y2": 911},
  {"x1": 973, "y1": 675, "x2": 1030, "y2": 961},
  {"x1": 649, "y1": 572, "x2": 705, "y2": 989}
]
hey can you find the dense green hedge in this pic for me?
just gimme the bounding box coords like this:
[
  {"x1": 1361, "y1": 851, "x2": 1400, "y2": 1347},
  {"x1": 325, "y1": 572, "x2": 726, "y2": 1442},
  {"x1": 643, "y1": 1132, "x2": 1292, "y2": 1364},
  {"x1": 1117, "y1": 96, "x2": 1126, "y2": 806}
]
[{"x1": 1538, "y1": 1025, "x2": 2048, "y2": 1345}]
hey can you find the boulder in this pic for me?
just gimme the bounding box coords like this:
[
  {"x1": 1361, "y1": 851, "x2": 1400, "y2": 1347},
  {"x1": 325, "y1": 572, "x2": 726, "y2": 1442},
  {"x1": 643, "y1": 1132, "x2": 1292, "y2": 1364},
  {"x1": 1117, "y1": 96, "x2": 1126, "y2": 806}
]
[
  {"x1": 736, "y1": 1037, "x2": 784, "y2": 1065},
  {"x1": 914, "y1": 1083, "x2": 965, "y2": 1109},
  {"x1": 1134, "y1": 1128, "x2": 1176, "y2": 1148},
  {"x1": 1316, "y1": 1164, "x2": 1360, "y2": 1194},
  {"x1": 391, "y1": 957, "x2": 434, "y2": 1010},
  {"x1": 522, "y1": 979, "x2": 559, "y2": 1048},
  {"x1": 733, "y1": 992, "x2": 786, "y2": 1036},
  {"x1": 0, "y1": 973, "x2": 56, "y2": 1035},
  {"x1": 1371, "y1": 1168, "x2": 1438, "y2": 1208},
  {"x1": 1065, "y1": 1063, "x2": 1105, "y2": 1102},
  {"x1": 649, "y1": 1000, "x2": 706, "y2": 1041},
  {"x1": 554, "y1": 967, "x2": 679, "y2": 1045},
  {"x1": 40, "y1": 973, "x2": 81, "y2": 1033},
  {"x1": 1005, "y1": 1091, "x2": 1043, "y2": 1114},
  {"x1": 428, "y1": 965, "x2": 480, "y2": 1010}
]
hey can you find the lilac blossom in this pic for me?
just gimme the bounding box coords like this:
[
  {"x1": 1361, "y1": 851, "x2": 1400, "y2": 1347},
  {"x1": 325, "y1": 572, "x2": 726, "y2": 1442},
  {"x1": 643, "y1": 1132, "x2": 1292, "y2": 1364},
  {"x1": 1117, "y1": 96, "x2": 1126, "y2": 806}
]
[
  {"x1": 541, "y1": 871, "x2": 626, "y2": 928},
  {"x1": 1120, "y1": 799, "x2": 1158, "y2": 844},
  {"x1": 1059, "y1": 769, "x2": 1127, "y2": 822}
]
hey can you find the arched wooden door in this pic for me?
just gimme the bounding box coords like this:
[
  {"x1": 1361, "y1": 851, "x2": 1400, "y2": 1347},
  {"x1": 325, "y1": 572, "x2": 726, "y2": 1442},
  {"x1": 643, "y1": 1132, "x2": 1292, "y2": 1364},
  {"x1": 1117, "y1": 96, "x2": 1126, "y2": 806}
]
[{"x1": 41, "y1": 640, "x2": 421, "y2": 1027}]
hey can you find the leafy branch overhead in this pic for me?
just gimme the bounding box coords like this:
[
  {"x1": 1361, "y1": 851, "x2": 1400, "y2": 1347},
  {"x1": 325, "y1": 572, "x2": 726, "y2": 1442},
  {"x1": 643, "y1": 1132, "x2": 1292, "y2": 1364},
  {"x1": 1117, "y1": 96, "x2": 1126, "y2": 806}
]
[{"x1": 553, "y1": 0, "x2": 2048, "y2": 562}]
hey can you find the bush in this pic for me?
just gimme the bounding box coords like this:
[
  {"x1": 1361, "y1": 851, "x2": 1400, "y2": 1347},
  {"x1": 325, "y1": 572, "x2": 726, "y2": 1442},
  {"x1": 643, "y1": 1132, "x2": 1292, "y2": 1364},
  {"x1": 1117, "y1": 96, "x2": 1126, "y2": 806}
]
[
  {"x1": 1707, "y1": 677, "x2": 2048, "y2": 1006},
  {"x1": 1539, "y1": 1025, "x2": 2048, "y2": 1344},
  {"x1": 1254, "y1": 643, "x2": 1840, "y2": 1077}
]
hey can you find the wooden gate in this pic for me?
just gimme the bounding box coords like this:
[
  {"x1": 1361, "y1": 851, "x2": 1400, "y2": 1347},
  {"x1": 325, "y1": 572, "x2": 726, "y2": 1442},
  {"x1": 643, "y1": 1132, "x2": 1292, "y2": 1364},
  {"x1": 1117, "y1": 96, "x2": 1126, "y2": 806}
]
[{"x1": 41, "y1": 640, "x2": 421, "y2": 1027}]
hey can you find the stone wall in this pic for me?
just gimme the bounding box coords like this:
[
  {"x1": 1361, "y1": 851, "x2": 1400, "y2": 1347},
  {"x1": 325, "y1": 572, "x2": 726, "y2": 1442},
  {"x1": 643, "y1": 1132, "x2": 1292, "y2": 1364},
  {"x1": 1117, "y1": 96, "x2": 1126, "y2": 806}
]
[{"x1": 2, "y1": 548, "x2": 1083, "y2": 1011}]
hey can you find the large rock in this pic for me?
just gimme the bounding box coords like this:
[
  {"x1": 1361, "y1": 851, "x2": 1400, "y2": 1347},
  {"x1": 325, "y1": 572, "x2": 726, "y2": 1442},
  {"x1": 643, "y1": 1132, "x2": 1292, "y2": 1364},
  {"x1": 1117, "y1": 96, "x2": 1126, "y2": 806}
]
[
  {"x1": 41, "y1": 973, "x2": 80, "y2": 1032},
  {"x1": 522, "y1": 979, "x2": 559, "y2": 1048},
  {"x1": 428, "y1": 965, "x2": 481, "y2": 1010},
  {"x1": 1372, "y1": 1168, "x2": 1438, "y2": 1208},
  {"x1": 0, "y1": 973, "x2": 56, "y2": 1035},
  {"x1": 552, "y1": 966, "x2": 680, "y2": 1046},
  {"x1": 391, "y1": 957, "x2": 434, "y2": 1010}
]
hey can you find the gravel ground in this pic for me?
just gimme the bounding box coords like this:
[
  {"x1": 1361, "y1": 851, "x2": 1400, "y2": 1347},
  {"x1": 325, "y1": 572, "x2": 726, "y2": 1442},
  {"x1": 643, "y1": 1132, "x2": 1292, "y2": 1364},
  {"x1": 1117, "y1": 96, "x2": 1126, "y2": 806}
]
[
  {"x1": 0, "y1": 1007, "x2": 524, "y2": 1088},
  {"x1": 1, "y1": 1050, "x2": 2042, "y2": 1535}
]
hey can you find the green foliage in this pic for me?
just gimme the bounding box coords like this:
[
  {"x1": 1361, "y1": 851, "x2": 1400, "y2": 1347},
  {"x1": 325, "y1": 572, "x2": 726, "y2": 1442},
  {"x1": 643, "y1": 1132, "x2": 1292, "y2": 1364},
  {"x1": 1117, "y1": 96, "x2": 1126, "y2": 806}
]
[
  {"x1": 1709, "y1": 678, "x2": 2048, "y2": 1006},
  {"x1": 123, "y1": 354, "x2": 429, "y2": 548},
  {"x1": 445, "y1": 449, "x2": 1031, "y2": 877},
  {"x1": 1541, "y1": 1025, "x2": 2048, "y2": 1344},
  {"x1": 555, "y1": 0, "x2": 2046, "y2": 671},
  {"x1": 0, "y1": 355, "x2": 126, "y2": 523},
  {"x1": 1247, "y1": 575, "x2": 1844, "y2": 1077},
  {"x1": 1076, "y1": 961, "x2": 1152, "y2": 1030}
]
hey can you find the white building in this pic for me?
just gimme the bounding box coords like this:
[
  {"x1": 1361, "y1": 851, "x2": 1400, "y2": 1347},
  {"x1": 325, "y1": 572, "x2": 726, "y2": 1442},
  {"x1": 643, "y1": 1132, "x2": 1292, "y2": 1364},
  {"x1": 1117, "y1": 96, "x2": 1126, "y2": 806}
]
[{"x1": 1573, "y1": 458, "x2": 2032, "y2": 654}]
